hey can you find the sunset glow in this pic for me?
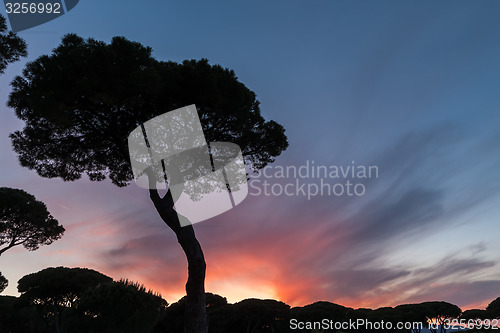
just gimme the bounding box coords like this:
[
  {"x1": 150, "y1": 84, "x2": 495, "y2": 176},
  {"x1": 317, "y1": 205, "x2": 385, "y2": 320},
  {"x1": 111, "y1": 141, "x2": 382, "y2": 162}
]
[{"x1": 1, "y1": 0, "x2": 500, "y2": 316}]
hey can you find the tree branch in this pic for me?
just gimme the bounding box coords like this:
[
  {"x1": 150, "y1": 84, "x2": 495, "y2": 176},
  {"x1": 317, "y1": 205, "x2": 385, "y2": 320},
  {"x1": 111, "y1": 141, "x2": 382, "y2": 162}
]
[
  {"x1": 144, "y1": 167, "x2": 181, "y2": 233},
  {"x1": 0, "y1": 243, "x2": 16, "y2": 256},
  {"x1": 144, "y1": 166, "x2": 207, "y2": 332}
]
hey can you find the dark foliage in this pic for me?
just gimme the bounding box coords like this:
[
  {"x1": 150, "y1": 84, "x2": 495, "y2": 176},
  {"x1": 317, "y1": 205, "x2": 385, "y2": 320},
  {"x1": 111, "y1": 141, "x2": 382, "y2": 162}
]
[
  {"x1": 0, "y1": 271, "x2": 7, "y2": 293},
  {"x1": 418, "y1": 301, "x2": 461, "y2": 333},
  {"x1": 8, "y1": 34, "x2": 288, "y2": 187},
  {"x1": 0, "y1": 187, "x2": 65, "y2": 256},
  {"x1": 70, "y1": 279, "x2": 168, "y2": 333},
  {"x1": 487, "y1": 297, "x2": 500, "y2": 318},
  {"x1": 4, "y1": 266, "x2": 500, "y2": 333},
  {"x1": 153, "y1": 292, "x2": 228, "y2": 333},
  {"x1": 155, "y1": 295, "x2": 290, "y2": 333},
  {"x1": 292, "y1": 301, "x2": 352, "y2": 323},
  {"x1": 0, "y1": 14, "x2": 27, "y2": 75},
  {"x1": 394, "y1": 303, "x2": 428, "y2": 333},
  {"x1": 18, "y1": 266, "x2": 112, "y2": 332},
  {"x1": 0, "y1": 295, "x2": 44, "y2": 333},
  {"x1": 461, "y1": 309, "x2": 489, "y2": 320}
]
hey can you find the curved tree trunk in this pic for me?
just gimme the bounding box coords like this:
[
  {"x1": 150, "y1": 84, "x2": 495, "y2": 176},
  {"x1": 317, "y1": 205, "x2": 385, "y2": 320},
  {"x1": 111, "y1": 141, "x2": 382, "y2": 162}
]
[
  {"x1": 177, "y1": 226, "x2": 208, "y2": 333},
  {"x1": 147, "y1": 172, "x2": 208, "y2": 333}
]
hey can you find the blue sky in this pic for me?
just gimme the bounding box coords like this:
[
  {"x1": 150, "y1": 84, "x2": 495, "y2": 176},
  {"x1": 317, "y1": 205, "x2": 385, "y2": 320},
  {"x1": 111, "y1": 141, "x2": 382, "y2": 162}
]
[{"x1": 1, "y1": 0, "x2": 500, "y2": 308}]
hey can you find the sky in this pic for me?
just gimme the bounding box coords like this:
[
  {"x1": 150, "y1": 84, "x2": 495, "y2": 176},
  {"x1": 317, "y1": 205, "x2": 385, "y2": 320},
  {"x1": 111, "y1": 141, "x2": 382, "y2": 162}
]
[{"x1": 1, "y1": 0, "x2": 500, "y2": 310}]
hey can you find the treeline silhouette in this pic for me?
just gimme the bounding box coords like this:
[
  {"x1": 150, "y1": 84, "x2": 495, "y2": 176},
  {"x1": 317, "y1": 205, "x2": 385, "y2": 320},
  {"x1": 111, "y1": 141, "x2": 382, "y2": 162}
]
[{"x1": 0, "y1": 266, "x2": 499, "y2": 333}]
